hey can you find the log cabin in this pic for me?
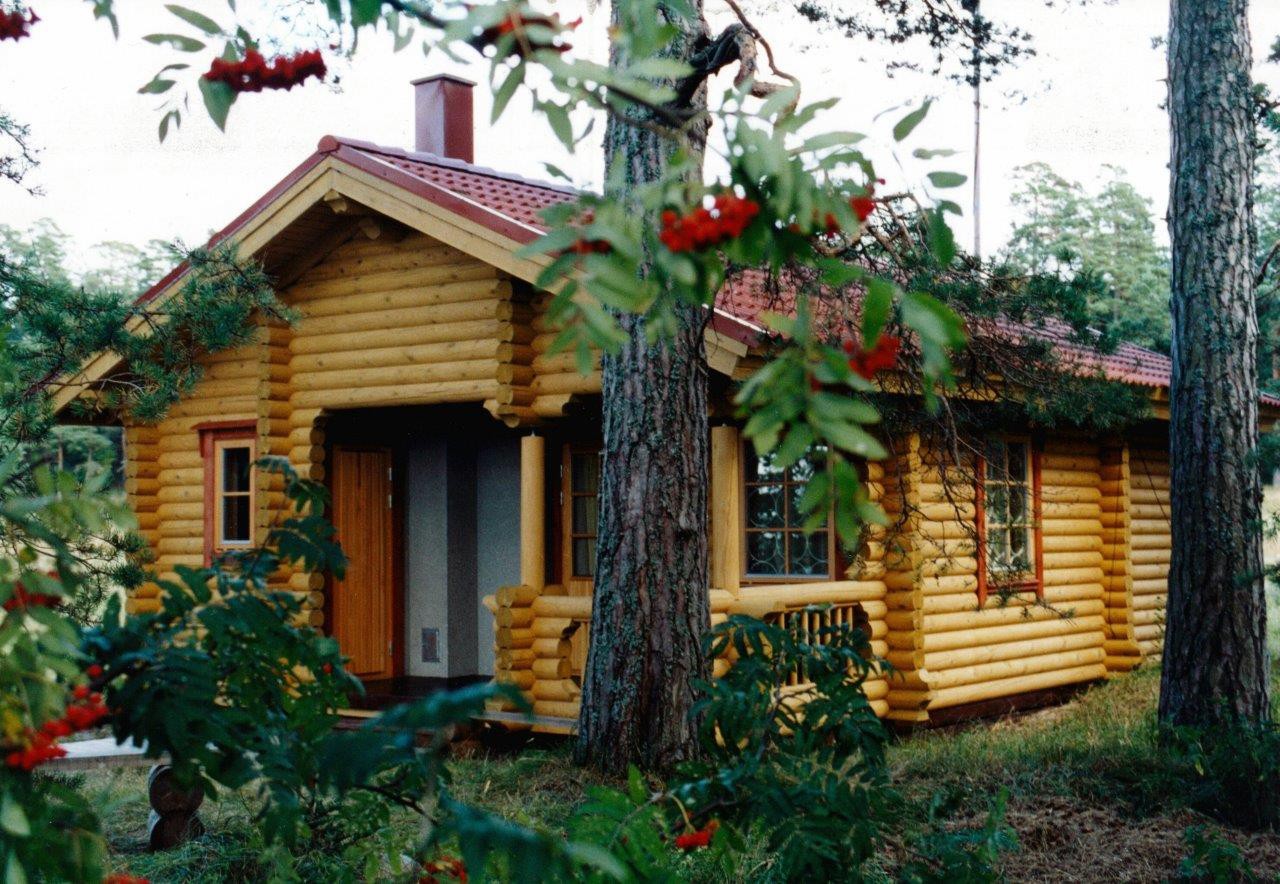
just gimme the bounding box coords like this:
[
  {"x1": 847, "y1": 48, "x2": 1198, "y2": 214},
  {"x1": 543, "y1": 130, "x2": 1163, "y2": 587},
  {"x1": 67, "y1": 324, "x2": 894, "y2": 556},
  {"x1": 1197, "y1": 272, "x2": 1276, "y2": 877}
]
[{"x1": 54, "y1": 75, "x2": 1280, "y2": 729}]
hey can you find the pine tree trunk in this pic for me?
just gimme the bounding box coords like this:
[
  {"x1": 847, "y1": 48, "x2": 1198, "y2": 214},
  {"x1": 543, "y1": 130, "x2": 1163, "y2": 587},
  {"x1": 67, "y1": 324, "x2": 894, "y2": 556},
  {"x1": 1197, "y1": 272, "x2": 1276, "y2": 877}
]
[
  {"x1": 1159, "y1": 0, "x2": 1270, "y2": 727},
  {"x1": 574, "y1": 4, "x2": 711, "y2": 773}
]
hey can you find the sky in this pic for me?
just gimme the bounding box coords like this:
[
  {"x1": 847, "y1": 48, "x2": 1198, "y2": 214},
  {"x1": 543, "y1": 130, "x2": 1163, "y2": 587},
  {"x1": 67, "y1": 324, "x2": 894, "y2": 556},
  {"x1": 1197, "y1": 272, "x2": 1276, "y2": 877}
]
[{"x1": 1, "y1": 0, "x2": 1279, "y2": 274}]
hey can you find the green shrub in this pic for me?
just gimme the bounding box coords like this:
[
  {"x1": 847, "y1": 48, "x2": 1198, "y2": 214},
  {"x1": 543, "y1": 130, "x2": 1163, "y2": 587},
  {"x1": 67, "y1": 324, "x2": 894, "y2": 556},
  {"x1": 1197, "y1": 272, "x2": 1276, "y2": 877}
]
[
  {"x1": 1166, "y1": 722, "x2": 1280, "y2": 832},
  {"x1": 570, "y1": 609, "x2": 1015, "y2": 883},
  {"x1": 1175, "y1": 825, "x2": 1258, "y2": 883}
]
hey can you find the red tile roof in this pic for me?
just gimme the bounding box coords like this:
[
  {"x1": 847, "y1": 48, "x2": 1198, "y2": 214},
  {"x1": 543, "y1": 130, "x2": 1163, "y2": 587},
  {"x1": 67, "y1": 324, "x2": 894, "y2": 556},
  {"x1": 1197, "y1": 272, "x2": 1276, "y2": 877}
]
[{"x1": 136, "y1": 135, "x2": 1278, "y2": 409}]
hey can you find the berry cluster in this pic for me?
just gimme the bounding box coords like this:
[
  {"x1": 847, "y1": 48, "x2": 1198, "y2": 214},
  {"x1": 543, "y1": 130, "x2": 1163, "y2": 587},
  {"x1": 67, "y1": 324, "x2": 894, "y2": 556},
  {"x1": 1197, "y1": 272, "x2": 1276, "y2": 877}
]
[
  {"x1": 104, "y1": 876, "x2": 150, "y2": 884},
  {"x1": 4, "y1": 731, "x2": 64, "y2": 771},
  {"x1": 419, "y1": 854, "x2": 467, "y2": 883},
  {"x1": 659, "y1": 192, "x2": 760, "y2": 253},
  {"x1": 0, "y1": 7, "x2": 36, "y2": 41},
  {"x1": 3, "y1": 583, "x2": 61, "y2": 612},
  {"x1": 4, "y1": 680, "x2": 110, "y2": 771},
  {"x1": 674, "y1": 819, "x2": 719, "y2": 851},
  {"x1": 203, "y1": 49, "x2": 326, "y2": 93},
  {"x1": 476, "y1": 8, "x2": 581, "y2": 57},
  {"x1": 850, "y1": 181, "x2": 878, "y2": 223},
  {"x1": 570, "y1": 237, "x2": 611, "y2": 255},
  {"x1": 844, "y1": 334, "x2": 901, "y2": 380}
]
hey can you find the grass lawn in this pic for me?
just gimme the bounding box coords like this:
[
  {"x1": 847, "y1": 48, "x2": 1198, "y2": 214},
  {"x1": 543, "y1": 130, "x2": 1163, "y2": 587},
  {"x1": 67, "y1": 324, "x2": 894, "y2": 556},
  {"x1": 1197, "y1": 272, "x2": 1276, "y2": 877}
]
[
  {"x1": 71, "y1": 489, "x2": 1280, "y2": 881},
  {"x1": 76, "y1": 666, "x2": 1280, "y2": 882}
]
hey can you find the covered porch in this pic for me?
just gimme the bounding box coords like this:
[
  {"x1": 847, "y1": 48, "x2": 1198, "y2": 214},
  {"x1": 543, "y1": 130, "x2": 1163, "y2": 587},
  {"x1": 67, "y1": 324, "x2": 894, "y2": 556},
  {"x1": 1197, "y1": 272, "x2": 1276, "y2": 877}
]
[{"x1": 482, "y1": 428, "x2": 892, "y2": 732}]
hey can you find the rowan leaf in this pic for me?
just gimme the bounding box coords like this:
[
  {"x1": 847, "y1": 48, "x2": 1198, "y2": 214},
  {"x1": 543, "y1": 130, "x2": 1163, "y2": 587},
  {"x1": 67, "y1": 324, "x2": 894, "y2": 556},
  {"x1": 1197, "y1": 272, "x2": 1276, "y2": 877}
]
[
  {"x1": 143, "y1": 32, "x2": 207, "y2": 52},
  {"x1": 165, "y1": 4, "x2": 222, "y2": 35},
  {"x1": 927, "y1": 171, "x2": 968, "y2": 189},
  {"x1": 892, "y1": 100, "x2": 931, "y2": 141},
  {"x1": 198, "y1": 77, "x2": 236, "y2": 131}
]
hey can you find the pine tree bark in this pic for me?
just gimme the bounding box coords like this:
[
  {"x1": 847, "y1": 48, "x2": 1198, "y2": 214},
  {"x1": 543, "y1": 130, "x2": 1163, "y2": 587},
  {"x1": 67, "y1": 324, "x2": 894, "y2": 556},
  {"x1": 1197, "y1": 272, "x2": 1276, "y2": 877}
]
[
  {"x1": 1159, "y1": 0, "x2": 1270, "y2": 727},
  {"x1": 574, "y1": 4, "x2": 712, "y2": 773}
]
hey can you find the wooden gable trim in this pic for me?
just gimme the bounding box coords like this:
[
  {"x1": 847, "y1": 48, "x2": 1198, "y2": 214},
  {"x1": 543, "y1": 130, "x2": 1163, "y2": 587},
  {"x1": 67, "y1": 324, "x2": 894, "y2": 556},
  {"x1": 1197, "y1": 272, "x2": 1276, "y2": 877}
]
[{"x1": 51, "y1": 161, "x2": 338, "y2": 413}]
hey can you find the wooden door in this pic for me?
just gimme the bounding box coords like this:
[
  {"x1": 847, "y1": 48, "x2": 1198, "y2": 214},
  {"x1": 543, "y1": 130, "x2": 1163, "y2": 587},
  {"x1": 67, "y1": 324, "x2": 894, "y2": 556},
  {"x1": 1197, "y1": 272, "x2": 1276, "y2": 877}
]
[{"x1": 330, "y1": 445, "x2": 396, "y2": 680}]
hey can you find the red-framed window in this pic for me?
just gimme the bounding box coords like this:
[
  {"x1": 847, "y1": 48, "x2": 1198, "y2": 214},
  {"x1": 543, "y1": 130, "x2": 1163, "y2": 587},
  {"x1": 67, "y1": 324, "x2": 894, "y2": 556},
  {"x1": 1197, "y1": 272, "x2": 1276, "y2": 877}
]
[
  {"x1": 198, "y1": 421, "x2": 257, "y2": 565},
  {"x1": 975, "y1": 438, "x2": 1043, "y2": 604}
]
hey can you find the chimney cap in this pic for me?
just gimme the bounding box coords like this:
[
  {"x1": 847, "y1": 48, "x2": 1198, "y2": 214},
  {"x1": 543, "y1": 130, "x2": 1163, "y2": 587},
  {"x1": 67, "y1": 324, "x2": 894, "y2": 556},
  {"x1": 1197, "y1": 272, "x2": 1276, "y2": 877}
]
[{"x1": 411, "y1": 73, "x2": 476, "y2": 87}]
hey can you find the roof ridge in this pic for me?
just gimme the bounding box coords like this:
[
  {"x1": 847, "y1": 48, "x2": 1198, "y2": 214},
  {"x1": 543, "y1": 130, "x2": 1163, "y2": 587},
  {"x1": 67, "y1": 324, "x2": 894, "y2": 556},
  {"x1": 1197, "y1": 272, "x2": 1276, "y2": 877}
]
[{"x1": 318, "y1": 135, "x2": 582, "y2": 197}]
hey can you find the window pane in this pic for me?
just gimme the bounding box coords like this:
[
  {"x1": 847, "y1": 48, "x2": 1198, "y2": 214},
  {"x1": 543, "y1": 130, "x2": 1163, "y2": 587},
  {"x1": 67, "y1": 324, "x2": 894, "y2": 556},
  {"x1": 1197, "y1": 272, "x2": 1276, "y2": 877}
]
[
  {"x1": 1008, "y1": 483, "x2": 1027, "y2": 525},
  {"x1": 223, "y1": 446, "x2": 251, "y2": 492},
  {"x1": 986, "y1": 483, "x2": 1009, "y2": 527},
  {"x1": 789, "y1": 530, "x2": 829, "y2": 576},
  {"x1": 746, "y1": 531, "x2": 784, "y2": 576},
  {"x1": 789, "y1": 454, "x2": 817, "y2": 485},
  {"x1": 572, "y1": 494, "x2": 598, "y2": 535},
  {"x1": 571, "y1": 452, "x2": 599, "y2": 495},
  {"x1": 223, "y1": 494, "x2": 251, "y2": 543},
  {"x1": 572, "y1": 537, "x2": 596, "y2": 577},
  {"x1": 1007, "y1": 443, "x2": 1027, "y2": 482},
  {"x1": 988, "y1": 528, "x2": 1009, "y2": 571},
  {"x1": 746, "y1": 452, "x2": 785, "y2": 482},
  {"x1": 984, "y1": 440, "x2": 1007, "y2": 480},
  {"x1": 747, "y1": 484, "x2": 784, "y2": 528},
  {"x1": 1010, "y1": 527, "x2": 1030, "y2": 572}
]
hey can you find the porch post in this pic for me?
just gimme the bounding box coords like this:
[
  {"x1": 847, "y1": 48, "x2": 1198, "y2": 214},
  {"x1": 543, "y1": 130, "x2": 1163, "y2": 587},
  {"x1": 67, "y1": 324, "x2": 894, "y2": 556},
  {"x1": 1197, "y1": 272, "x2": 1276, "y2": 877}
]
[
  {"x1": 520, "y1": 434, "x2": 546, "y2": 590},
  {"x1": 709, "y1": 425, "x2": 741, "y2": 594}
]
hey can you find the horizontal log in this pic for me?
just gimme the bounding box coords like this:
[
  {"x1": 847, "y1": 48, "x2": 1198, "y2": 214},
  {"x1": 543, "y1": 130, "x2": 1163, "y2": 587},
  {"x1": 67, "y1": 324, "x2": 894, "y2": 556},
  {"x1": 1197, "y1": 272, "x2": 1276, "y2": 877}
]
[
  {"x1": 1040, "y1": 468, "x2": 1102, "y2": 488},
  {"x1": 290, "y1": 338, "x2": 523, "y2": 375},
  {"x1": 496, "y1": 627, "x2": 535, "y2": 648},
  {"x1": 292, "y1": 359, "x2": 500, "y2": 392},
  {"x1": 1041, "y1": 501, "x2": 1100, "y2": 520},
  {"x1": 925, "y1": 630, "x2": 1104, "y2": 672},
  {"x1": 296, "y1": 297, "x2": 514, "y2": 337},
  {"x1": 531, "y1": 618, "x2": 577, "y2": 639},
  {"x1": 531, "y1": 372, "x2": 603, "y2": 395},
  {"x1": 925, "y1": 662, "x2": 1106, "y2": 711},
  {"x1": 496, "y1": 606, "x2": 534, "y2": 628},
  {"x1": 532, "y1": 658, "x2": 570, "y2": 680},
  {"x1": 290, "y1": 379, "x2": 501, "y2": 409},
  {"x1": 531, "y1": 638, "x2": 571, "y2": 659},
  {"x1": 1041, "y1": 518, "x2": 1103, "y2": 538},
  {"x1": 1041, "y1": 486, "x2": 1102, "y2": 504},
  {"x1": 1042, "y1": 534, "x2": 1104, "y2": 553},
  {"x1": 1042, "y1": 551, "x2": 1103, "y2": 570},
  {"x1": 289, "y1": 262, "x2": 497, "y2": 303},
  {"x1": 295, "y1": 277, "x2": 510, "y2": 318},
  {"x1": 1043, "y1": 566, "x2": 1103, "y2": 587},
  {"x1": 532, "y1": 595, "x2": 592, "y2": 620},
  {"x1": 532, "y1": 700, "x2": 579, "y2": 719},
  {"x1": 925, "y1": 646, "x2": 1105, "y2": 690},
  {"x1": 532, "y1": 679, "x2": 580, "y2": 701},
  {"x1": 916, "y1": 612, "x2": 1107, "y2": 652}
]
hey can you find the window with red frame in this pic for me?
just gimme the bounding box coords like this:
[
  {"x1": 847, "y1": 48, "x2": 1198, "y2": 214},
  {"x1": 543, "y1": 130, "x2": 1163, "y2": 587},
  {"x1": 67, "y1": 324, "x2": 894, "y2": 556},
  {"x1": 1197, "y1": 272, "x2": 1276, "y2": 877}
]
[
  {"x1": 199, "y1": 423, "x2": 256, "y2": 563},
  {"x1": 976, "y1": 438, "x2": 1042, "y2": 603}
]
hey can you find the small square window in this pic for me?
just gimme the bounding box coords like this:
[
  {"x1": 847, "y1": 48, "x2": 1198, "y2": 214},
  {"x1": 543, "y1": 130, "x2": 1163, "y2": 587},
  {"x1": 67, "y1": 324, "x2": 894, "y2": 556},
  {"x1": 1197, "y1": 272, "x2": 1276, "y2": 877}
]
[{"x1": 200, "y1": 425, "x2": 257, "y2": 562}]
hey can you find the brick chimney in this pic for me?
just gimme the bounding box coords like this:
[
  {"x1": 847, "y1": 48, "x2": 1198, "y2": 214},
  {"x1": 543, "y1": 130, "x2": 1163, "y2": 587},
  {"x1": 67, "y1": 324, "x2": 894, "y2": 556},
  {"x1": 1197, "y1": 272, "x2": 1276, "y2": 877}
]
[{"x1": 412, "y1": 74, "x2": 474, "y2": 162}]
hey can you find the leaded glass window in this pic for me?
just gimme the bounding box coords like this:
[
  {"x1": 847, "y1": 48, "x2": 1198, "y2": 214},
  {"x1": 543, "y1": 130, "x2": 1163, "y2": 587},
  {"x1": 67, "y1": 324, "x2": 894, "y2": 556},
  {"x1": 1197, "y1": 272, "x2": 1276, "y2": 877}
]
[{"x1": 743, "y1": 448, "x2": 831, "y2": 579}]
